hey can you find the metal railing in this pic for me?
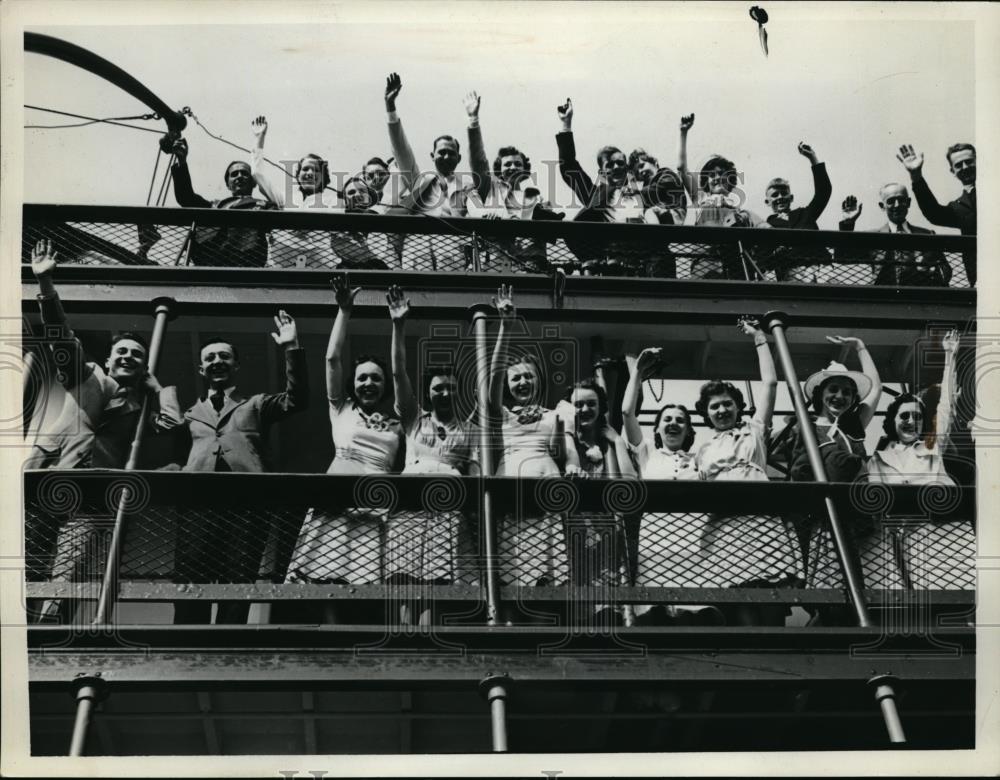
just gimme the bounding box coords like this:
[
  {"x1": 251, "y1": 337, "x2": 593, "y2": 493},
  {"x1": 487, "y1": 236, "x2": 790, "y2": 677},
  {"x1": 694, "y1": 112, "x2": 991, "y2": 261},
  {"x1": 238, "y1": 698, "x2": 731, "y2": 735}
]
[
  {"x1": 22, "y1": 204, "x2": 976, "y2": 287},
  {"x1": 24, "y1": 471, "x2": 976, "y2": 623}
]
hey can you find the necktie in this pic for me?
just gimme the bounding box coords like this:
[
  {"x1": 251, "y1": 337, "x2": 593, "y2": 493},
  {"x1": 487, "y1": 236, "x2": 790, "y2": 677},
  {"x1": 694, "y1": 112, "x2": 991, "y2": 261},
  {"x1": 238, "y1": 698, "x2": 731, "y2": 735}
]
[{"x1": 211, "y1": 390, "x2": 225, "y2": 413}]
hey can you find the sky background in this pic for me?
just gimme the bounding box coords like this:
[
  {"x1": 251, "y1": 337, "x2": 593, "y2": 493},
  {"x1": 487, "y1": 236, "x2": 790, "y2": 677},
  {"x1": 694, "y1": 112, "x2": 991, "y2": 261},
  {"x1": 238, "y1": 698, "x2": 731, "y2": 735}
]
[{"x1": 23, "y1": 11, "x2": 974, "y2": 230}]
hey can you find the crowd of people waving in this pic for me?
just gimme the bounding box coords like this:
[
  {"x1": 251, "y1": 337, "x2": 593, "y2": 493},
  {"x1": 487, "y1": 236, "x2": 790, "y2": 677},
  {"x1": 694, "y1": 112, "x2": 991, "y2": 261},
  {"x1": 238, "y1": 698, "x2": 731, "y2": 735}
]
[
  {"x1": 26, "y1": 235, "x2": 976, "y2": 627},
  {"x1": 158, "y1": 72, "x2": 975, "y2": 284}
]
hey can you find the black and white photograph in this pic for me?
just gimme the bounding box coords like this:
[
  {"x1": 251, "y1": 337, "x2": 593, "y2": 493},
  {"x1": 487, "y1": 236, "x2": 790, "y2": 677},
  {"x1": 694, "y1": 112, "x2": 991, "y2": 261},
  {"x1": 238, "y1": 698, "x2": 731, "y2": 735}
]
[{"x1": 1, "y1": 1, "x2": 998, "y2": 775}]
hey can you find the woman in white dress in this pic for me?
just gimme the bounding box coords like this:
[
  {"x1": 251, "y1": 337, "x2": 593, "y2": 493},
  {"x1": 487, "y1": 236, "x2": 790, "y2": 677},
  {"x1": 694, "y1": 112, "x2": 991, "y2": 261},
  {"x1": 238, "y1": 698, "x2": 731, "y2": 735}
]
[
  {"x1": 386, "y1": 359, "x2": 480, "y2": 623},
  {"x1": 864, "y1": 329, "x2": 974, "y2": 591},
  {"x1": 621, "y1": 348, "x2": 722, "y2": 625},
  {"x1": 487, "y1": 285, "x2": 578, "y2": 591},
  {"x1": 692, "y1": 319, "x2": 805, "y2": 625}
]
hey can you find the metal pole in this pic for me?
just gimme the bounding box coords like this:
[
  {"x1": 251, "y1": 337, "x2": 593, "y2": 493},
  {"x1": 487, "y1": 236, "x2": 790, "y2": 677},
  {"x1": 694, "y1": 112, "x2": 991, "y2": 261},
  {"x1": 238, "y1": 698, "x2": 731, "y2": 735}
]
[
  {"x1": 763, "y1": 310, "x2": 907, "y2": 745},
  {"x1": 479, "y1": 673, "x2": 512, "y2": 752},
  {"x1": 174, "y1": 221, "x2": 196, "y2": 266},
  {"x1": 470, "y1": 305, "x2": 500, "y2": 626},
  {"x1": 471, "y1": 230, "x2": 482, "y2": 273},
  {"x1": 93, "y1": 297, "x2": 178, "y2": 625},
  {"x1": 869, "y1": 675, "x2": 907, "y2": 744},
  {"x1": 68, "y1": 673, "x2": 107, "y2": 756}
]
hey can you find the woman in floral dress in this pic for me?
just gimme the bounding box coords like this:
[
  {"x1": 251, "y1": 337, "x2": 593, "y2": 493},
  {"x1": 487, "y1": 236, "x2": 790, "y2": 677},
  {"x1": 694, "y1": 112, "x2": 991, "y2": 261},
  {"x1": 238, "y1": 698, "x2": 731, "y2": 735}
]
[{"x1": 285, "y1": 275, "x2": 408, "y2": 621}]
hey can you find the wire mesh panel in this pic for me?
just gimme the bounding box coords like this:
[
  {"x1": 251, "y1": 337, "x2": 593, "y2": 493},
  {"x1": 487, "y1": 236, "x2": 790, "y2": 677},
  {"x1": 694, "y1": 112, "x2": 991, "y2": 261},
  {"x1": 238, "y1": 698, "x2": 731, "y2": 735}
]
[
  {"x1": 23, "y1": 204, "x2": 976, "y2": 287},
  {"x1": 807, "y1": 515, "x2": 976, "y2": 590},
  {"x1": 22, "y1": 473, "x2": 977, "y2": 627}
]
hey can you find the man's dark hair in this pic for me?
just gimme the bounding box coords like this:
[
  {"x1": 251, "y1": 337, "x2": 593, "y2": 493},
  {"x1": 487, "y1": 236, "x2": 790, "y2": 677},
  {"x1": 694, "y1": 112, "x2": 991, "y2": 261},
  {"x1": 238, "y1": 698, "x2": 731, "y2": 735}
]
[
  {"x1": 946, "y1": 143, "x2": 976, "y2": 166},
  {"x1": 199, "y1": 337, "x2": 239, "y2": 362},
  {"x1": 492, "y1": 146, "x2": 531, "y2": 178},
  {"x1": 110, "y1": 331, "x2": 149, "y2": 356},
  {"x1": 223, "y1": 161, "x2": 252, "y2": 186},
  {"x1": 432, "y1": 135, "x2": 461, "y2": 154},
  {"x1": 596, "y1": 145, "x2": 624, "y2": 169},
  {"x1": 365, "y1": 157, "x2": 390, "y2": 170}
]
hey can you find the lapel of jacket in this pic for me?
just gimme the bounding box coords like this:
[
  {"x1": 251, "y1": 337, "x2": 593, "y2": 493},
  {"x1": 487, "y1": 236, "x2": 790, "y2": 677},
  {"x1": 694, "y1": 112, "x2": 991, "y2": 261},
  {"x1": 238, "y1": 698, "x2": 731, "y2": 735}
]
[
  {"x1": 959, "y1": 188, "x2": 975, "y2": 212},
  {"x1": 217, "y1": 392, "x2": 250, "y2": 426},
  {"x1": 186, "y1": 397, "x2": 219, "y2": 429}
]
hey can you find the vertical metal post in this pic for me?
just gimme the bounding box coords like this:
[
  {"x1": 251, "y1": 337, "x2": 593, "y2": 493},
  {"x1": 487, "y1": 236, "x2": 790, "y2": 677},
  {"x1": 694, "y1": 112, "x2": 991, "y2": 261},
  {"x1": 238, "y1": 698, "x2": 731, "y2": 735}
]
[
  {"x1": 763, "y1": 310, "x2": 907, "y2": 745},
  {"x1": 174, "y1": 221, "x2": 196, "y2": 266},
  {"x1": 470, "y1": 305, "x2": 500, "y2": 626},
  {"x1": 93, "y1": 297, "x2": 178, "y2": 625},
  {"x1": 869, "y1": 675, "x2": 906, "y2": 744},
  {"x1": 69, "y1": 673, "x2": 107, "y2": 756},
  {"x1": 471, "y1": 230, "x2": 482, "y2": 273},
  {"x1": 479, "y1": 673, "x2": 512, "y2": 752}
]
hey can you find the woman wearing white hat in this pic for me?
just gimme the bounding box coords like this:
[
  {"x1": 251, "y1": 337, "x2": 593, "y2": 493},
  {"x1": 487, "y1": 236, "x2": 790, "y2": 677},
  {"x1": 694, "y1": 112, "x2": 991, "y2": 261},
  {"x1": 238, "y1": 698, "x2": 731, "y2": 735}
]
[
  {"x1": 792, "y1": 335, "x2": 882, "y2": 483},
  {"x1": 792, "y1": 335, "x2": 883, "y2": 599}
]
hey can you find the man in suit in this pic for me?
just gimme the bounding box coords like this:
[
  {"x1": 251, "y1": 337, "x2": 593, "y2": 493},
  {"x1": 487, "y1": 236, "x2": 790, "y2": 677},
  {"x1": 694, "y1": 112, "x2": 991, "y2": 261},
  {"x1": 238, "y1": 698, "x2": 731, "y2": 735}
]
[
  {"x1": 25, "y1": 240, "x2": 183, "y2": 622},
  {"x1": 897, "y1": 142, "x2": 976, "y2": 285},
  {"x1": 172, "y1": 313, "x2": 308, "y2": 624},
  {"x1": 838, "y1": 184, "x2": 951, "y2": 287}
]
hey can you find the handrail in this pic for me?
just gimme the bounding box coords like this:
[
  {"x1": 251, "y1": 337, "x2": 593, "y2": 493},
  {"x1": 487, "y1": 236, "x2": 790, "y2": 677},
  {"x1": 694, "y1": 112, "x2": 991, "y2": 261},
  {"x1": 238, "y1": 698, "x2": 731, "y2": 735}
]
[
  {"x1": 23, "y1": 469, "x2": 974, "y2": 516},
  {"x1": 23, "y1": 202, "x2": 977, "y2": 253}
]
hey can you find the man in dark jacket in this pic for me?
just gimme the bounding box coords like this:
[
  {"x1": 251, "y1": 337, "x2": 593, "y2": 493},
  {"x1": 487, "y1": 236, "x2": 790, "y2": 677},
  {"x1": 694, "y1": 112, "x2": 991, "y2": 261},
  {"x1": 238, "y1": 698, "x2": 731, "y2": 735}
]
[
  {"x1": 897, "y1": 142, "x2": 976, "y2": 285},
  {"x1": 169, "y1": 137, "x2": 276, "y2": 267},
  {"x1": 838, "y1": 183, "x2": 951, "y2": 287},
  {"x1": 755, "y1": 142, "x2": 833, "y2": 282}
]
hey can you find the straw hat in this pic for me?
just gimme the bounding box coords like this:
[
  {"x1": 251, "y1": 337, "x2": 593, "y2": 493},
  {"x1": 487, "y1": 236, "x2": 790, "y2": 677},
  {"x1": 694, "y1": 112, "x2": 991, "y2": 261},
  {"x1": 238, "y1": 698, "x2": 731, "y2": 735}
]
[{"x1": 804, "y1": 361, "x2": 873, "y2": 400}]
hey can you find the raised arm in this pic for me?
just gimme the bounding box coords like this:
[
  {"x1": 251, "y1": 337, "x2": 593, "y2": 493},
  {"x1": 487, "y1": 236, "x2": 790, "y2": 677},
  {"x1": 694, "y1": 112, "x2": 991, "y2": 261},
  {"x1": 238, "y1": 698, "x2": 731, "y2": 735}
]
[
  {"x1": 387, "y1": 284, "x2": 418, "y2": 428},
  {"x1": 554, "y1": 98, "x2": 595, "y2": 205},
  {"x1": 622, "y1": 348, "x2": 661, "y2": 447},
  {"x1": 464, "y1": 91, "x2": 491, "y2": 203},
  {"x1": 933, "y1": 329, "x2": 960, "y2": 453},
  {"x1": 260, "y1": 310, "x2": 310, "y2": 421},
  {"x1": 798, "y1": 142, "x2": 832, "y2": 221},
  {"x1": 826, "y1": 335, "x2": 882, "y2": 427},
  {"x1": 249, "y1": 115, "x2": 283, "y2": 208},
  {"x1": 488, "y1": 284, "x2": 515, "y2": 417},
  {"x1": 327, "y1": 274, "x2": 362, "y2": 407},
  {"x1": 30, "y1": 240, "x2": 88, "y2": 389},
  {"x1": 678, "y1": 114, "x2": 698, "y2": 203},
  {"x1": 169, "y1": 138, "x2": 213, "y2": 208},
  {"x1": 743, "y1": 318, "x2": 776, "y2": 427},
  {"x1": 897, "y1": 144, "x2": 959, "y2": 229},
  {"x1": 385, "y1": 73, "x2": 420, "y2": 197}
]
